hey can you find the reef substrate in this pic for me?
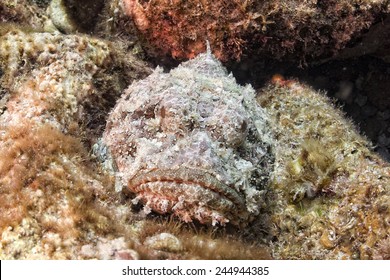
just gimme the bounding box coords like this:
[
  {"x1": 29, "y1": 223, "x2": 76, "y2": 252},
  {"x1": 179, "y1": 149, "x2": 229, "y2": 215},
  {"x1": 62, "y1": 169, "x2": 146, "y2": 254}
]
[{"x1": 0, "y1": 0, "x2": 389, "y2": 260}]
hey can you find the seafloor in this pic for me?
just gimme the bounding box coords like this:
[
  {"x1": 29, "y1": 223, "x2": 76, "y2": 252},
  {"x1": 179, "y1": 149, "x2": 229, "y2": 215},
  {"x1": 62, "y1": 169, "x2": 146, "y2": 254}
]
[{"x1": 0, "y1": 0, "x2": 389, "y2": 260}]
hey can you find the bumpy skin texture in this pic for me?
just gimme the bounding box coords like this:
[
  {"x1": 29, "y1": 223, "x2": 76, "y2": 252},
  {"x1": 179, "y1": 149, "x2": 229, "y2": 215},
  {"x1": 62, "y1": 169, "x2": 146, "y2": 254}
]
[{"x1": 103, "y1": 49, "x2": 274, "y2": 226}]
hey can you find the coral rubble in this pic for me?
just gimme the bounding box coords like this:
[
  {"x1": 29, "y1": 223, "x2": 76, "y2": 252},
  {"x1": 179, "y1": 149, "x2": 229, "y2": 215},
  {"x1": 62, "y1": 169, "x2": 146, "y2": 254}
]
[
  {"x1": 258, "y1": 80, "x2": 390, "y2": 259},
  {"x1": 0, "y1": 28, "x2": 149, "y2": 259},
  {"x1": 0, "y1": 0, "x2": 46, "y2": 29}
]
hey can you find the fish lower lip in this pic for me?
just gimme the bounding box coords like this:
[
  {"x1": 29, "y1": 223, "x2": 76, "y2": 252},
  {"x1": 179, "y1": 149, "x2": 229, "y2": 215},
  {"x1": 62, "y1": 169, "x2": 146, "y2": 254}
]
[
  {"x1": 128, "y1": 168, "x2": 246, "y2": 221},
  {"x1": 127, "y1": 167, "x2": 246, "y2": 211}
]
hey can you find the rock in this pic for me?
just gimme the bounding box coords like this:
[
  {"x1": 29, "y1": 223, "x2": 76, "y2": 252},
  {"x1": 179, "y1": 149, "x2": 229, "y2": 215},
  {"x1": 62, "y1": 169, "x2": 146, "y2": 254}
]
[
  {"x1": 144, "y1": 233, "x2": 183, "y2": 253},
  {"x1": 378, "y1": 110, "x2": 390, "y2": 121},
  {"x1": 0, "y1": 0, "x2": 46, "y2": 29},
  {"x1": 1, "y1": 3, "x2": 389, "y2": 260},
  {"x1": 258, "y1": 78, "x2": 390, "y2": 259},
  {"x1": 48, "y1": 0, "x2": 78, "y2": 33},
  {"x1": 0, "y1": 28, "x2": 150, "y2": 259},
  {"x1": 354, "y1": 94, "x2": 368, "y2": 107},
  {"x1": 117, "y1": 0, "x2": 389, "y2": 62},
  {"x1": 361, "y1": 104, "x2": 378, "y2": 118}
]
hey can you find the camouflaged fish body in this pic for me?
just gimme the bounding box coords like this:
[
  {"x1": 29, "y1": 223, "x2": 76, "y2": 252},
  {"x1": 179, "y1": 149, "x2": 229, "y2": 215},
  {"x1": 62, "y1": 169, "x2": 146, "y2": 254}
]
[{"x1": 102, "y1": 49, "x2": 274, "y2": 226}]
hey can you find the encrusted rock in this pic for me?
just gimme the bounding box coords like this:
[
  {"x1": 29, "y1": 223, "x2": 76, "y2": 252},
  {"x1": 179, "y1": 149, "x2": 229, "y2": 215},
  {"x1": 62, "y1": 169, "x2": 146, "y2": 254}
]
[
  {"x1": 0, "y1": 0, "x2": 47, "y2": 29},
  {"x1": 48, "y1": 0, "x2": 106, "y2": 33},
  {"x1": 119, "y1": 0, "x2": 389, "y2": 62},
  {"x1": 0, "y1": 28, "x2": 149, "y2": 259},
  {"x1": 81, "y1": 237, "x2": 140, "y2": 260},
  {"x1": 144, "y1": 233, "x2": 183, "y2": 253},
  {"x1": 258, "y1": 78, "x2": 390, "y2": 260}
]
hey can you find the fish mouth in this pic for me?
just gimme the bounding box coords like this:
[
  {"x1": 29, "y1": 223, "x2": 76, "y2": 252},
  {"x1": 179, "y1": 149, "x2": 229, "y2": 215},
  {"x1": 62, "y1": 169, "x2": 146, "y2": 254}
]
[{"x1": 127, "y1": 167, "x2": 248, "y2": 225}]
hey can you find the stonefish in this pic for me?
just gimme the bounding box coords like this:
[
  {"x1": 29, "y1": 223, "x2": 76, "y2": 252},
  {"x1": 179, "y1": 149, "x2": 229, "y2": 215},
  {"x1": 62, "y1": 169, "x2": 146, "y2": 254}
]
[{"x1": 102, "y1": 47, "x2": 274, "y2": 226}]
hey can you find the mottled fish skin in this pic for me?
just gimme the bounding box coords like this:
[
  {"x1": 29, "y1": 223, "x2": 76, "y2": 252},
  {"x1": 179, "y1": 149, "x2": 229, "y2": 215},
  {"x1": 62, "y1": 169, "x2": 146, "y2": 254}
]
[{"x1": 102, "y1": 48, "x2": 274, "y2": 226}]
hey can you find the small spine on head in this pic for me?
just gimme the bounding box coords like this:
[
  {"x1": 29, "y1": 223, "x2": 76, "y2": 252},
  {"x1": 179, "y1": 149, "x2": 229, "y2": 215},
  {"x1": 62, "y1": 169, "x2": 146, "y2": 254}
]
[{"x1": 206, "y1": 40, "x2": 212, "y2": 59}]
